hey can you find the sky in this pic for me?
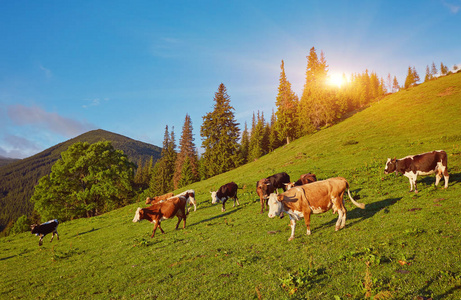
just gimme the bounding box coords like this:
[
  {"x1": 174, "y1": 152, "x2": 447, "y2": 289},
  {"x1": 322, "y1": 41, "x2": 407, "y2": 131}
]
[{"x1": 1, "y1": 1, "x2": 460, "y2": 159}]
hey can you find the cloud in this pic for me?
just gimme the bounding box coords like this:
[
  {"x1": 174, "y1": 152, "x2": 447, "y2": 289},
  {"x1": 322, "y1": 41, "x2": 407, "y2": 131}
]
[
  {"x1": 39, "y1": 64, "x2": 52, "y2": 79},
  {"x1": 0, "y1": 134, "x2": 42, "y2": 159},
  {"x1": 442, "y1": 0, "x2": 460, "y2": 13},
  {"x1": 7, "y1": 104, "x2": 96, "y2": 137},
  {"x1": 82, "y1": 98, "x2": 109, "y2": 109}
]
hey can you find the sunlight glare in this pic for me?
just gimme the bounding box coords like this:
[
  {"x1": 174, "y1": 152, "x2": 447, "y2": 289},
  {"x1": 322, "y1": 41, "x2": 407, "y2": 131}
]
[{"x1": 327, "y1": 73, "x2": 346, "y2": 88}]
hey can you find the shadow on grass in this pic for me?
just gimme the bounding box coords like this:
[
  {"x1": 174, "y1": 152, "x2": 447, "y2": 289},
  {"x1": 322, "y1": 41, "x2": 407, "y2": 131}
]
[
  {"x1": 75, "y1": 227, "x2": 101, "y2": 236},
  {"x1": 414, "y1": 171, "x2": 460, "y2": 189},
  {"x1": 188, "y1": 206, "x2": 243, "y2": 227},
  {"x1": 314, "y1": 197, "x2": 402, "y2": 231}
]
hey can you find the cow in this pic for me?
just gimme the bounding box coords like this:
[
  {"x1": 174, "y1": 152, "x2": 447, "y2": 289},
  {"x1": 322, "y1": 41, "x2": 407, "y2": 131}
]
[
  {"x1": 285, "y1": 173, "x2": 317, "y2": 190},
  {"x1": 256, "y1": 178, "x2": 276, "y2": 214},
  {"x1": 267, "y1": 177, "x2": 365, "y2": 241},
  {"x1": 133, "y1": 193, "x2": 192, "y2": 238},
  {"x1": 145, "y1": 192, "x2": 174, "y2": 205},
  {"x1": 384, "y1": 150, "x2": 449, "y2": 193},
  {"x1": 176, "y1": 189, "x2": 197, "y2": 212},
  {"x1": 30, "y1": 219, "x2": 59, "y2": 246},
  {"x1": 211, "y1": 182, "x2": 239, "y2": 212},
  {"x1": 266, "y1": 172, "x2": 291, "y2": 193}
]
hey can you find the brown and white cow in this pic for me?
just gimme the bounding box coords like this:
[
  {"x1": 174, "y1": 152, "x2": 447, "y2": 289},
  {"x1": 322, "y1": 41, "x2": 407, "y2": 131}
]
[
  {"x1": 267, "y1": 177, "x2": 365, "y2": 241},
  {"x1": 256, "y1": 178, "x2": 276, "y2": 214},
  {"x1": 145, "y1": 192, "x2": 174, "y2": 205},
  {"x1": 285, "y1": 173, "x2": 317, "y2": 190},
  {"x1": 384, "y1": 150, "x2": 449, "y2": 193},
  {"x1": 211, "y1": 182, "x2": 239, "y2": 212},
  {"x1": 133, "y1": 194, "x2": 191, "y2": 238}
]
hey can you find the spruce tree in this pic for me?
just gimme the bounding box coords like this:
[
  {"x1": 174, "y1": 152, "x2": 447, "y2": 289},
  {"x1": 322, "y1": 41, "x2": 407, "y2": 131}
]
[
  {"x1": 404, "y1": 66, "x2": 415, "y2": 89},
  {"x1": 298, "y1": 47, "x2": 330, "y2": 132},
  {"x1": 200, "y1": 83, "x2": 240, "y2": 178},
  {"x1": 275, "y1": 60, "x2": 299, "y2": 144},
  {"x1": 149, "y1": 125, "x2": 176, "y2": 195},
  {"x1": 173, "y1": 114, "x2": 198, "y2": 189},
  {"x1": 239, "y1": 122, "x2": 250, "y2": 165}
]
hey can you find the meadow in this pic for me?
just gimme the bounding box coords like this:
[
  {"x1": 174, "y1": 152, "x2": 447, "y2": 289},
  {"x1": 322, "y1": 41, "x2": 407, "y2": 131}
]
[{"x1": 1, "y1": 73, "x2": 461, "y2": 299}]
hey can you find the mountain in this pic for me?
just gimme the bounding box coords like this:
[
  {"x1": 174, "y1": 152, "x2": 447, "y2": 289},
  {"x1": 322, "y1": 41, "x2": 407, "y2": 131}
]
[
  {"x1": 0, "y1": 129, "x2": 162, "y2": 233},
  {"x1": 0, "y1": 156, "x2": 20, "y2": 167}
]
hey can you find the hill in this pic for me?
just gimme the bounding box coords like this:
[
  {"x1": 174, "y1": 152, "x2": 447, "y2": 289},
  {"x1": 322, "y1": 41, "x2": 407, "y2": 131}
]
[
  {"x1": 1, "y1": 73, "x2": 461, "y2": 299},
  {"x1": 0, "y1": 156, "x2": 20, "y2": 167},
  {"x1": 0, "y1": 129, "x2": 162, "y2": 233}
]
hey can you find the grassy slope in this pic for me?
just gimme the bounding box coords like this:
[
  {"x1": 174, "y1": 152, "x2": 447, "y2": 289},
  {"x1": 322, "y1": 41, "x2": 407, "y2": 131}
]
[{"x1": 1, "y1": 74, "x2": 461, "y2": 299}]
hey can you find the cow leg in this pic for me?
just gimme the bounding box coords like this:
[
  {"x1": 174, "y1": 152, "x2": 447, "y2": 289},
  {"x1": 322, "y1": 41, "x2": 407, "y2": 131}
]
[
  {"x1": 222, "y1": 199, "x2": 226, "y2": 212},
  {"x1": 335, "y1": 207, "x2": 347, "y2": 231},
  {"x1": 233, "y1": 196, "x2": 240, "y2": 207},
  {"x1": 288, "y1": 219, "x2": 296, "y2": 241},
  {"x1": 304, "y1": 212, "x2": 312, "y2": 236},
  {"x1": 259, "y1": 197, "x2": 264, "y2": 214},
  {"x1": 50, "y1": 230, "x2": 58, "y2": 242},
  {"x1": 38, "y1": 235, "x2": 44, "y2": 246},
  {"x1": 441, "y1": 166, "x2": 449, "y2": 189},
  {"x1": 175, "y1": 216, "x2": 182, "y2": 230}
]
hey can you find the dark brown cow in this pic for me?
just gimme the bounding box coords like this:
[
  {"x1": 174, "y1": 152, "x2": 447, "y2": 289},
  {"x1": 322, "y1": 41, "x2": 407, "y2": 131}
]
[
  {"x1": 133, "y1": 194, "x2": 191, "y2": 238},
  {"x1": 256, "y1": 178, "x2": 276, "y2": 214},
  {"x1": 384, "y1": 150, "x2": 449, "y2": 193},
  {"x1": 285, "y1": 173, "x2": 317, "y2": 190},
  {"x1": 145, "y1": 192, "x2": 174, "y2": 205},
  {"x1": 268, "y1": 177, "x2": 365, "y2": 241},
  {"x1": 211, "y1": 182, "x2": 239, "y2": 212}
]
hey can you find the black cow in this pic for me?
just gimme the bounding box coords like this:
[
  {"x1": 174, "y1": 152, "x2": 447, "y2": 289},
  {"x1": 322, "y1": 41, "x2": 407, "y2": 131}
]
[
  {"x1": 286, "y1": 173, "x2": 317, "y2": 189},
  {"x1": 211, "y1": 182, "x2": 239, "y2": 212},
  {"x1": 384, "y1": 150, "x2": 449, "y2": 193},
  {"x1": 267, "y1": 172, "x2": 291, "y2": 192},
  {"x1": 30, "y1": 219, "x2": 59, "y2": 246}
]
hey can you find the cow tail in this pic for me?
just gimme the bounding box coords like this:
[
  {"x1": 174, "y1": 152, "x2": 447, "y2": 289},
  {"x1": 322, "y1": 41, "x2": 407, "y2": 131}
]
[{"x1": 345, "y1": 181, "x2": 365, "y2": 209}]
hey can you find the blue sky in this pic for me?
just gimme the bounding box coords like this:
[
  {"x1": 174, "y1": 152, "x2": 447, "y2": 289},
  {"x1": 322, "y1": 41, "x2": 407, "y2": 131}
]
[{"x1": 1, "y1": 1, "x2": 460, "y2": 159}]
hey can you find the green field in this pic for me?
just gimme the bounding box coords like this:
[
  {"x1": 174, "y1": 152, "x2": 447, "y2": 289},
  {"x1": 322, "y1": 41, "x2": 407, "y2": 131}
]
[{"x1": 1, "y1": 73, "x2": 461, "y2": 299}]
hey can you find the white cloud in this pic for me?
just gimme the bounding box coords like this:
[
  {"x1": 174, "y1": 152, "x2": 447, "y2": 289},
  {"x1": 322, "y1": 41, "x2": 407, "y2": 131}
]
[
  {"x1": 7, "y1": 104, "x2": 95, "y2": 137},
  {"x1": 82, "y1": 98, "x2": 109, "y2": 108},
  {"x1": 39, "y1": 64, "x2": 52, "y2": 79},
  {"x1": 442, "y1": 0, "x2": 460, "y2": 13}
]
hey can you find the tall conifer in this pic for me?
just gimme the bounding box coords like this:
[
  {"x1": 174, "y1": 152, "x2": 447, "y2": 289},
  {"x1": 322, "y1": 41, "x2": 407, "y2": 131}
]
[
  {"x1": 200, "y1": 83, "x2": 240, "y2": 178},
  {"x1": 174, "y1": 114, "x2": 198, "y2": 189}
]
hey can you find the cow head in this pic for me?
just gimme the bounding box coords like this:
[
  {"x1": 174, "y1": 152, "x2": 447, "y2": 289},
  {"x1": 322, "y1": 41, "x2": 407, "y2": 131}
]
[
  {"x1": 145, "y1": 197, "x2": 153, "y2": 205},
  {"x1": 384, "y1": 158, "x2": 397, "y2": 174},
  {"x1": 30, "y1": 224, "x2": 39, "y2": 234},
  {"x1": 257, "y1": 178, "x2": 275, "y2": 199},
  {"x1": 210, "y1": 191, "x2": 219, "y2": 204},
  {"x1": 132, "y1": 207, "x2": 143, "y2": 222},
  {"x1": 284, "y1": 182, "x2": 295, "y2": 190},
  {"x1": 267, "y1": 193, "x2": 283, "y2": 218}
]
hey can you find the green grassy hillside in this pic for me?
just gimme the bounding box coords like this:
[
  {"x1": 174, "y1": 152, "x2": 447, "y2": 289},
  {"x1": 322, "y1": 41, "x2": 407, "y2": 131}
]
[{"x1": 1, "y1": 73, "x2": 461, "y2": 299}]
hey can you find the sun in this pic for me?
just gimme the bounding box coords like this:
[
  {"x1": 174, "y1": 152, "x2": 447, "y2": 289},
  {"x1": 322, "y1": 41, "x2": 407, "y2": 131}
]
[{"x1": 327, "y1": 73, "x2": 346, "y2": 88}]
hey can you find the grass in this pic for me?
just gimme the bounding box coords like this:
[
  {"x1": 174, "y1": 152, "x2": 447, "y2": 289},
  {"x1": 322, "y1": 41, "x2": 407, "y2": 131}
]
[{"x1": 1, "y1": 73, "x2": 461, "y2": 299}]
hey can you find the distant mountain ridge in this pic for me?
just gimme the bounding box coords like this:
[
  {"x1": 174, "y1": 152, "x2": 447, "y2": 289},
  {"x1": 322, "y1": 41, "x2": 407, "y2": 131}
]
[
  {"x1": 0, "y1": 129, "x2": 162, "y2": 233},
  {"x1": 0, "y1": 156, "x2": 20, "y2": 167}
]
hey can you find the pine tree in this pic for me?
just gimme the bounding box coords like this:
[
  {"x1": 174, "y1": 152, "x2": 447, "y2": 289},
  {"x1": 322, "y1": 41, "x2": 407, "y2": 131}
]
[
  {"x1": 440, "y1": 62, "x2": 448, "y2": 75},
  {"x1": 268, "y1": 109, "x2": 281, "y2": 151},
  {"x1": 200, "y1": 83, "x2": 240, "y2": 178},
  {"x1": 392, "y1": 76, "x2": 400, "y2": 92},
  {"x1": 248, "y1": 112, "x2": 263, "y2": 161},
  {"x1": 275, "y1": 60, "x2": 299, "y2": 144},
  {"x1": 173, "y1": 114, "x2": 198, "y2": 189},
  {"x1": 431, "y1": 62, "x2": 438, "y2": 77},
  {"x1": 424, "y1": 65, "x2": 431, "y2": 82},
  {"x1": 239, "y1": 122, "x2": 250, "y2": 164},
  {"x1": 298, "y1": 47, "x2": 330, "y2": 131},
  {"x1": 412, "y1": 67, "x2": 420, "y2": 83},
  {"x1": 149, "y1": 125, "x2": 176, "y2": 195},
  {"x1": 404, "y1": 66, "x2": 415, "y2": 89}
]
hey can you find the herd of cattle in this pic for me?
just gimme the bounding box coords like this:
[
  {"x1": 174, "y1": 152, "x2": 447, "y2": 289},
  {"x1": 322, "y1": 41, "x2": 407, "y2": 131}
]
[{"x1": 31, "y1": 150, "x2": 450, "y2": 244}]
